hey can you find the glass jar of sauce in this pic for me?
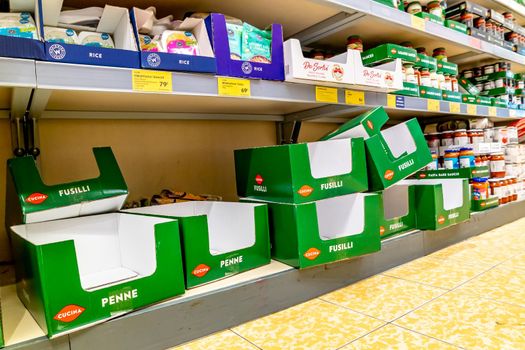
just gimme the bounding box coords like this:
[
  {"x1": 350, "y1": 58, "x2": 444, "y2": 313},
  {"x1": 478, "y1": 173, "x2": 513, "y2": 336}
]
[{"x1": 490, "y1": 153, "x2": 506, "y2": 178}]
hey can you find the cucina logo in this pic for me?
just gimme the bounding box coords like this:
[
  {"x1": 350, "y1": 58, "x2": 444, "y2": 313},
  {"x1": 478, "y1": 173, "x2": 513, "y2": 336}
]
[
  {"x1": 297, "y1": 185, "x2": 313, "y2": 197},
  {"x1": 384, "y1": 170, "x2": 395, "y2": 181},
  {"x1": 379, "y1": 226, "x2": 385, "y2": 236},
  {"x1": 438, "y1": 215, "x2": 446, "y2": 225},
  {"x1": 53, "y1": 304, "x2": 85, "y2": 323},
  {"x1": 421, "y1": 89, "x2": 426, "y2": 94},
  {"x1": 25, "y1": 193, "x2": 48, "y2": 205},
  {"x1": 366, "y1": 120, "x2": 374, "y2": 130},
  {"x1": 255, "y1": 174, "x2": 264, "y2": 185},
  {"x1": 303, "y1": 248, "x2": 321, "y2": 260},
  {"x1": 192, "y1": 264, "x2": 210, "y2": 278},
  {"x1": 419, "y1": 173, "x2": 427, "y2": 178},
  {"x1": 391, "y1": 48, "x2": 397, "y2": 55},
  {"x1": 481, "y1": 202, "x2": 486, "y2": 207}
]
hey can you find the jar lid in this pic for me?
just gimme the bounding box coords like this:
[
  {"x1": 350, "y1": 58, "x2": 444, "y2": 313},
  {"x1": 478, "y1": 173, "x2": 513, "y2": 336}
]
[
  {"x1": 441, "y1": 130, "x2": 454, "y2": 134},
  {"x1": 488, "y1": 179, "x2": 500, "y2": 183},
  {"x1": 468, "y1": 129, "x2": 482, "y2": 132},
  {"x1": 460, "y1": 147, "x2": 473, "y2": 151},
  {"x1": 472, "y1": 177, "x2": 488, "y2": 182},
  {"x1": 455, "y1": 129, "x2": 467, "y2": 132},
  {"x1": 444, "y1": 149, "x2": 458, "y2": 154}
]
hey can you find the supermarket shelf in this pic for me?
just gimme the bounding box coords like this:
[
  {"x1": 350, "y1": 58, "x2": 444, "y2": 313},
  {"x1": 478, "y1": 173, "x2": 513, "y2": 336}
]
[
  {"x1": 462, "y1": 0, "x2": 525, "y2": 25},
  {"x1": 3, "y1": 199, "x2": 525, "y2": 350},
  {"x1": 0, "y1": 57, "x2": 36, "y2": 119}
]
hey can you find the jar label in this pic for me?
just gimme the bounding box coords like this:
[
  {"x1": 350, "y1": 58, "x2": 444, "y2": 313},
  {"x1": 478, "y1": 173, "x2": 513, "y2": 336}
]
[{"x1": 490, "y1": 159, "x2": 506, "y2": 173}]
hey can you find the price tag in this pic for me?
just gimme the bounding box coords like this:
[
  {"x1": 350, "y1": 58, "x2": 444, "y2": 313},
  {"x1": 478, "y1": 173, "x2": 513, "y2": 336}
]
[
  {"x1": 427, "y1": 99, "x2": 440, "y2": 112},
  {"x1": 488, "y1": 107, "x2": 497, "y2": 117},
  {"x1": 132, "y1": 70, "x2": 172, "y2": 92},
  {"x1": 217, "y1": 77, "x2": 251, "y2": 97},
  {"x1": 449, "y1": 102, "x2": 461, "y2": 113},
  {"x1": 316, "y1": 86, "x2": 339, "y2": 103},
  {"x1": 411, "y1": 15, "x2": 426, "y2": 31},
  {"x1": 467, "y1": 104, "x2": 477, "y2": 115},
  {"x1": 387, "y1": 94, "x2": 405, "y2": 108},
  {"x1": 345, "y1": 90, "x2": 365, "y2": 105}
]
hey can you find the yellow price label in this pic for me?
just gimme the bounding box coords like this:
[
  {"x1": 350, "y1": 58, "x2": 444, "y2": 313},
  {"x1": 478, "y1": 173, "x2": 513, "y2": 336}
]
[
  {"x1": 427, "y1": 99, "x2": 440, "y2": 112},
  {"x1": 387, "y1": 94, "x2": 397, "y2": 108},
  {"x1": 217, "y1": 77, "x2": 251, "y2": 97},
  {"x1": 345, "y1": 90, "x2": 365, "y2": 105},
  {"x1": 316, "y1": 86, "x2": 339, "y2": 103},
  {"x1": 467, "y1": 104, "x2": 477, "y2": 115},
  {"x1": 488, "y1": 107, "x2": 497, "y2": 117},
  {"x1": 411, "y1": 15, "x2": 426, "y2": 31},
  {"x1": 132, "y1": 70, "x2": 172, "y2": 92},
  {"x1": 449, "y1": 102, "x2": 461, "y2": 113}
]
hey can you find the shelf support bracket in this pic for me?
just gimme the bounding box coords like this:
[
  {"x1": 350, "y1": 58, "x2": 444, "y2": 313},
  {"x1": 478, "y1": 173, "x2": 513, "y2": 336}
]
[
  {"x1": 278, "y1": 121, "x2": 302, "y2": 145},
  {"x1": 9, "y1": 87, "x2": 32, "y2": 157}
]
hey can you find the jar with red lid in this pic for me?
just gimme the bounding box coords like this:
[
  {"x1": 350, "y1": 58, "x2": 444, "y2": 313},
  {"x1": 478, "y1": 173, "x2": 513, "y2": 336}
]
[
  {"x1": 504, "y1": 12, "x2": 514, "y2": 22},
  {"x1": 454, "y1": 129, "x2": 468, "y2": 146},
  {"x1": 441, "y1": 131, "x2": 454, "y2": 146},
  {"x1": 347, "y1": 35, "x2": 363, "y2": 52},
  {"x1": 509, "y1": 177, "x2": 518, "y2": 201},
  {"x1": 451, "y1": 76, "x2": 459, "y2": 92},
  {"x1": 499, "y1": 179, "x2": 509, "y2": 204},
  {"x1": 481, "y1": 154, "x2": 490, "y2": 167},
  {"x1": 489, "y1": 179, "x2": 502, "y2": 203},
  {"x1": 490, "y1": 153, "x2": 506, "y2": 178},
  {"x1": 433, "y1": 47, "x2": 447, "y2": 61},
  {"x1": 427, "y1": 1, "x2": 443, "y2": 18},
  {"x1": 416, "y1": 47, "x2": 427, "y2": 55},
  {"x1": 507, "y1": 32, "x2": 519, "y2": 45},
  {"x1": 471, "y1": 178, "x2": 489, "y2": 200},
  {"x1": 414, "y1": 67, "x2": 421, "y2": 85},
  {"x1": 400, "y1": 41, "x2": 414, "y2": 49},
  {"x1": 475, "y1": 155, "x2": 484, "y2": 167},
  {"x1": 468, "y1": 129, "x2": 484, "y2": 144},
  {"x1": 461, "y1": 12, "x2": 474, "y2": 27},
  {"x1": 425, "y1": 133, "x2": 440, "y2": 148},
  {"x1": 474, "y1": 17, "x2": 485, "y2": 31},
  {"x1": 420, "y1": 68, "x2": 431, "y2": 87},
  {"x1": 486, "y1": 21, "x2": 494, "y2": 36}
]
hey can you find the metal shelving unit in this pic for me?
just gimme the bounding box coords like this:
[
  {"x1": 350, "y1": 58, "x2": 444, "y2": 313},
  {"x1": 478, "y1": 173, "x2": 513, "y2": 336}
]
[{"x1": 3, "y1": 199, "x2": 525, "y2": 350}]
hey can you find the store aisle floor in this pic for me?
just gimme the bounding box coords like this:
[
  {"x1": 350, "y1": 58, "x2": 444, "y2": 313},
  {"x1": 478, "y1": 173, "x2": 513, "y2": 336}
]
[{"x1": 173, "y1": 218, "x2": 525, "y2": 350}]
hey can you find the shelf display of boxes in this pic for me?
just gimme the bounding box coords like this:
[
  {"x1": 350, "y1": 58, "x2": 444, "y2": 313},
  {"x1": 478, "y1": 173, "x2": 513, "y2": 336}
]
[{"x1": 379, "y1": 183, "x2": 416, "y2": 238}]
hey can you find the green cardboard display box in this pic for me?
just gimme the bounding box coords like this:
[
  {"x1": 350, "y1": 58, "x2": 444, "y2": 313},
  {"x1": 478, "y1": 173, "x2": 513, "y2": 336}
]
[
  {"x1": 124, "y1": 202, "x2": 271, "y2": 288},
  {"x1": 11, "y1": 213, "x2": 186, "y2": 338},
  {"x1": 458, "y1": 77, "x2": 480, "y2": 95},
  {"x1": 322, "y1": 107, "x2": 432, "y2": 191},
  {"x1": 471, "y1": 197, "x2": 499, "y2": 212},
  {"x1": 476, "y1": 96, "x2": 492, "y2": 106},
  {"x1": 414, "y1": 12, "x2": 444, "y2": 25},
  {"x1": 471, "y1": 70, "x2": 514, "y2": 84},
  {"x1": 442, "y1": 90, "x2": 462, "y2": 102},
  {"x1": 445, "y1": 20, "x2": 468, "y2": 34},
  {"x1": 401, "y1": 179, "x2": 470, "y2": 231},
  {"x1": 5, "y1": 147, "x2": 128, "y2": 229},
  {"x1": 379, "y1": 183, "x2": 416, "y2": 239},
  {"x1": 462, "y1": 94, "x2": 477, "y2": 104},
  {"x1": 480, "y1": 87, "x2": 515, "y2": 97},
  {"x1": 362, "y1": 43, "x2": 417, "y2": 67},
  {"x1": 419, "y1": 86, "x2": 443, "y2": 100},
  {"x1": 437, "y1": 60, "x2": 458, "y2": 75},
  {"x1": 234, "y1": 138, "x2": 368, "y2": 204},
  {"x1": 415, "y1": 54, "x2": 437, "y2": 70},
  {"x1": 415, "y1": 166, "x2": 490, "y2": 179},
  {"x1": 258, "y1": 193, "x2": 381, "y2": 269},
  {"x1": 492, "y1": 98, "x2": 508, "y2": 108},
  {"x1": 394, "y1": 82, "x2": 420, "y2": 97}
]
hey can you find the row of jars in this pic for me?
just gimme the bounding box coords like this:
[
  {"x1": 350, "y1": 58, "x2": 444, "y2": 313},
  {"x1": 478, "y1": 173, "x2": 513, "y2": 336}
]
[
  {"x1": 461, "y1": 12, "x2": 518, "y2": 42},
  {"x1": 405, "y1": 1, "x2": 448, "y2": 19},
  {"x1": 404, "y1": 65, "x2": 459, "y2": 91},
  {"x1": 472, "y1": 177, "x2": 521, "y2": 204},
  {"x1": 425, "y1": 127, "x2": 519, "y2": 148},
  {"x1": 462, "y1": 62, "x2": 512, "y2": 78}
]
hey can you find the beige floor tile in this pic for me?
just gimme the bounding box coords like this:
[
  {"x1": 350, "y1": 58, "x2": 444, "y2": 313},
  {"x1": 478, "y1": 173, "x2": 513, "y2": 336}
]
[
  {"x1": 383, "y1": 256, "x2": 488, "y2": 289},
  {"x1": 171, "y1": 330, "x2": 258, "y2": 350},
  {"x1": 321, "y1": 275, "x2": 446, "y2": 322},
  {"x1": 342, "y1": 324, "x2": 459, "y2": 350},
  {"x1": 232, "y1": 299, "x2": 384, "y2": 350},
  {"x1": 457, "y1": 265, "x2": 525, "y2": 308},
  {"x1": 500, "y1": 253, "x2": 525, "y2": 271},
  {"x1": 427, "y1": 240, "x2": 514, "y2": 268},
  {"x1": 395, "y1": 291, "x2": 525, "y2": 350}
]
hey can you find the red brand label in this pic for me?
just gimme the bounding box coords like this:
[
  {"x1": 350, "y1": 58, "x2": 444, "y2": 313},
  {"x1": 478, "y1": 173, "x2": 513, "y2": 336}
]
[
  {"x1": 192, "y1": 264, "x2": 210, "y2": 278},
  {"x1": 384, "y1": 170, "x2": 395, "y2": 181},
  {"x1": 53, "y1": 305, "x2": 85, "y2": 323},
  {"x1": 25, "y1": 193, "x2": 48, "y2": 205},
  {"x1": 303, "y1": 248, "x2": 321, "y2": 260},
  {"x1": 419, "y1": 173, "x2": 427, "y2": 178},
  {"x1": 298, "y1": 185, "x2": 314, "y2": 197},
  {"x1": 438, "y1": 215, "x2": 446, "y2": 225},
  {"x1": 255, "y1": 174, "x2": 264, "y2": 185},
  {"x1": 366, "y1": 120, "x2": 374, "y2": 130},
  {"x1": 379, "y1": 226, "x2": 385, "y2": 236}
]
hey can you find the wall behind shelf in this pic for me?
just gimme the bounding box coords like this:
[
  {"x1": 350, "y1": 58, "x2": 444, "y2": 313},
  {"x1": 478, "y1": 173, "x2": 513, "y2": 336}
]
[{"x1": 0, "y1": 120, "x2": 11, "y2": 262}]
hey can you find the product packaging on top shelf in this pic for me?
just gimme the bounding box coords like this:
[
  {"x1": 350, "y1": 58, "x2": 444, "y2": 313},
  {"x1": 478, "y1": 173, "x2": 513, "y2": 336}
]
[
  {"x1": 283, "y1": 38, "x2": 403, "y2": 90},
  {"x1": 401, "y1": 179, "x2": 470, "y2": 231},
  {"x1": 252, "y1": 192, "x2": 381, "y2": 269},
  {"x1": 379, "y1": 183, "x2": 416, "y2": 238},
  {"x1": 415, "y1": 54, "x2": 437, "y2": 71},
  {"x1": 445, "y1": 20, "x2": 468, "y2": 34},
  {"x1": 6, "y1": 147, "x2": 186, "y2": 338},
  {"x1": 234, "y1": 138, "x2": 368, "y2": 204},
  {"x1": 437, "y1": 60, "x2": 458, "y2": 76},
  {"x1": 0, "y1": 0, "x2": 45, "y2": 59},
  {"x1": 124, "y1": 202, "x2": 270, "y2": 288},
  {"x1": 362, "y1": 43, "x2": 417, "y2": 67},
  {"x1": 446, "y1": 2, "x2": 489, "y2": 19},
  {"x1": 205, "y1": 13, "x2": 284, "y2": 80},
  {"x1": 41, "y1": 1, "x2": 139, "y2": 67},
  {"x1": 321, "y1": 107, "x2": 432, "y2": 191},
  {"x1": 414, "y1": 11, "x2": 444, "y2": 25},
  {"x1": 130, "y1": 8, "x2": 215, "y2": 72}
]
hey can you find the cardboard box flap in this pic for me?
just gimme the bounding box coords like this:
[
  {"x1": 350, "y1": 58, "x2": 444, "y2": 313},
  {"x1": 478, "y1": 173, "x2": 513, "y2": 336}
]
[
  {"x1": 402, "y1": 179, "x2": 465, "y2": 210},
  {"x1": 316, "y1": 193, "x2": 368, "y2": 240},
  {"x1": 174, "y1": 17, "x2": 214, "y2": 57},
  {"x1": 11, "y1": 213, "x2": 173, "y2": 290},
  {"x1": 125, "y1": 201, "x2": 262, "y2": 255},
  {"x1": 307, "y1": 139, "x2": 352, "y2": 179},
  {"x1": 381, "y1": 122, "x2": 417, "y2": 158},
  {"x1": 7, "y1": 147, "x2": 128, "y2": 224},
  {"x1": 320, "y1": 107, "x2": 389, "y2": 141},
  {"x1": 383, "y1": 184, "x2": 410, "y2": 219}
]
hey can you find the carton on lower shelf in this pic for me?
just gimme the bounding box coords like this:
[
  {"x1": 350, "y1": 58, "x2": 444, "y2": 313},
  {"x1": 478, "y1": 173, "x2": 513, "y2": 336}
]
[
  {"x1": 124, "y1": 201, "x2": 271, "y2": 288},
  {"x1": 11, "y1": 213, "x2": 186, "y2": 338},
  {"x1": 321, "y1": 107, "x2": 432, "y2": 191},
  {"x1": 379, "y1": 183, "x2": 416, "y2": 238},
  {"x1": 234, "y1": 138, "x2": 368, "y2": 204},
  {"x1": 401, "y1": 179, "x2": 470, "y2": 230},
  {"x1": 252, "y1": 193, "x2": 381, "y2": 269}
]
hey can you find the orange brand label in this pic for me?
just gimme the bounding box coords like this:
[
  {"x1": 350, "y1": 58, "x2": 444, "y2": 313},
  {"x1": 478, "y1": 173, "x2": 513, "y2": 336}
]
[
  {"x1": 54, "y1": 305, "x2": 85, "y2": 323},
  {"x1": 380, "y1": 226, "x2": 385, "y2": 236},
  {"x1": 384, "y1": 170, "x2": 395, "y2": 181},
  {"x1": 25, "y1": 193, "x2": 48, "y2": 205},
  {"x1": 192, "y1": 264, "x2": 210, "y2": 278},
  {"x1": 419, "y1": 173, "x2": 427, "y2": 178},
  {"x1": 303, "y1": 248, "x2": 321, "y2": 260},
  {"x1": 481, "y1": 202, "x2": 486, "y2": 207},
  {"x1": 366, "y1": 120, "x2": 374, "y2": 130},
  {"x1": 438, "y1": 215, "x2": 446, "y2": 225},
  {"x1": 298, "y1": 185, "x2": 314, "y2": 197}
]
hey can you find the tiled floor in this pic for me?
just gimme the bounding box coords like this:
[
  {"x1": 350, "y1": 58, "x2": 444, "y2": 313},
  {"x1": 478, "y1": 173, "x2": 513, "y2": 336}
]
[{"x1": 172, "y1": 218, "x2": 525, "y2": 350}]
